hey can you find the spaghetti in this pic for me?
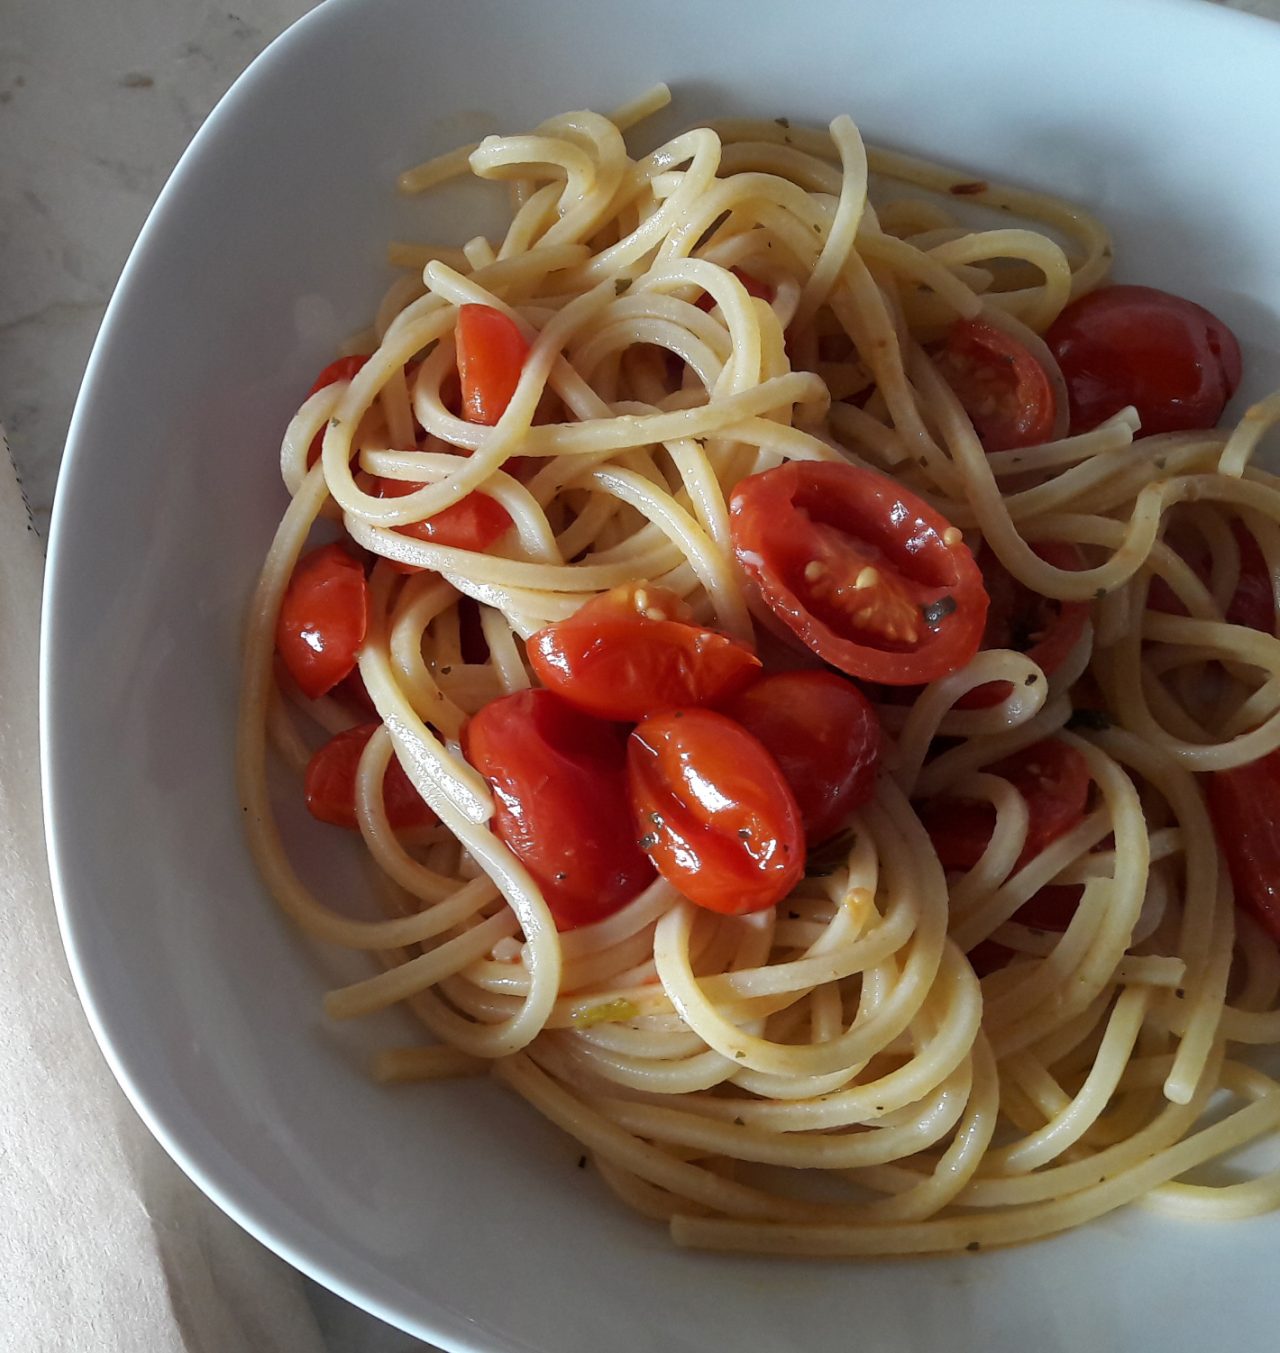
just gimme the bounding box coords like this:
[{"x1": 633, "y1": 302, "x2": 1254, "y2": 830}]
[{"x1": 237, "y1": 89, "x2": 1280, "y2": 1255}]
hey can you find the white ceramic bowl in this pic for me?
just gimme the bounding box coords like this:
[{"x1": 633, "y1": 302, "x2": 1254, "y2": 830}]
[{"x1": 43, "y1": 1, "x2": 1280, "y2": 1349}]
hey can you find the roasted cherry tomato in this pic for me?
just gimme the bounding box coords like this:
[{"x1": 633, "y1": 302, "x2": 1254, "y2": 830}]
[
  {"x1": 722, "y1": 670, "x2": 882, "y2": 844},
  {"x1": 934, "y1": 318, "x2": 1057, "y2": 452},
  {"x1": 1150, "y1": 520, "x2": 1275, "y2": 635},
  {"x1": 919, "y1": 738, "x2": 1091, "y2": 877},
  {"x1": 1206, "y1": 749, "x2": 1280, "y2": 942},
  {"x1": 527, "y1": 583, "x2": 761, "y2": 721},
  {"x1": 456, "y1": 304, "x2": 530, "y2": 426},
  {"x1": 305, "y1": 354, "x2": 371, "y2": 467},
  {"x1": 627, "y1": 708, "x2": 804, "y2": 915},
  {"x1": 276, "y1": 543, "x2": 368, "y2": 700},
  {"x1": 305, "y1": 722, "x2": 436, "y2": 831},
  {"x1": 1045, "y1": 284, "x2": 1242, "y2": 436},
  {"x1": 730, "y1": 461, "x2": 988, "y2": 685},
  {"x1": 959, "y1": 542, "x2": 1091, "y2": 708},
  {"x1": 363, "y1": 473, "x2": 513, "y2": 567},
  {"x1": 463, "y1": 690, "x2": 654, "y2": 929}
]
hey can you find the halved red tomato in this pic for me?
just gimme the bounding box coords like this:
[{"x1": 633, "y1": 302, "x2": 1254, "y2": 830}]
[
  {"x1": 1045, "y1": 284, "x2": 1242, "y2": 436},
  {"x1": 934, "y1": 318, "x2": 1057, "y2": 453},
  {"x1": 275, "y1": 543, "x2": 368, "y2": 700},
  {"x1": 1206, "y1": 749, "x2": 1280, "y2": 942},
  {"x1": 722, "y1": 669, "x2": 881, "y2": 844},
  {"x1": 627, "y1": 708, "x2": 804, "y2": 915},
  {"x1": 527, "y1": 583, "x2": 761, "y2": 721},
  {"x1": 730, "y1": 461, "x2": 988, "y2": 685},
  {"x1": 456, "y1": 305, "x2": 530, "y2": 426},
  {"x1": 463, "y1": 690, "x2": 654, "y2": 930},
  {"x1": 362, "y1": 473, "x2": 513, "y2": 569},
  {"x1": 305, "y1": 354, "x2": 371, "y2": 467},
  {"x1": 305, "y1": 722, "x2": 436, "y2": 831},
  {"x1": 959, "y1": 542, "x2": 1091, "y2": 708},
  {"x1": 1150, "y1": 519, "x2": 1274, "y2": 635}
]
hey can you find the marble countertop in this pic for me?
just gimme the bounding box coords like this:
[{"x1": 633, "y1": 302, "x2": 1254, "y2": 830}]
[{"x1": 2, "y1": 0, "x2": 1276, "y2": 1349}]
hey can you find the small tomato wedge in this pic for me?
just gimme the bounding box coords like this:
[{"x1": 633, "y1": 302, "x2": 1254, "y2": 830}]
[
  {"x1": 959, "y1": 542, "x2": 1091, "y2": 708},
  {"x1": 935, "y1": 318, "x2": 1057, "y2": 452},
  {"x1": 628, "y1": 708, "x2": 804, "y2": 915},
  {"x1": 1046, "y1": 284, "x2": 1242, "y2": 436},
  {"x1": 527, "y1": 583, "x2": 761, "y2": 721},
  {"x1": 723, "y1": 670, "x2": 881, "y2": 844},
  {"x1": 1206, "y1": 750, "x2": 1280, "y2": 942},
  {"x1": 463, "y1": 690, "x2": 654, "y2": 930},
  {"x1": 305, "y1": 723, "x2": 436, "y2": 831},
  {"x1": 456, "y1": 304, "x2": 530, "y2": 426},
  {"x1": 919, "y1": 738, "x2": 1091, "y2": 876},
  {"x1": 364, "y1": 473, "x2": 513, "y2": 567},
  {"x1": 730, "y1": 461, "x2": 988, "y2": 685},
  {"x1": 276, "y1": 543, "x2": 368, "y2": 700},
  {"x1": 306, "y1": 354, "x2": 371, "y2": 467}
]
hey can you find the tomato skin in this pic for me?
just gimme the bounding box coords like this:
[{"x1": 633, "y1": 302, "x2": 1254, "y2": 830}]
[
  {"x1": 463, "y1": 690, "x2": 654, "y2": 930},
  {"x1": 919, "y1": 738, "x2": 1091, "y2": 876},
  {"x1": 1206, "y1": 750, "x2": 1280, "y2": 942},
  {"x1": 1045, "y1": 284, "x2": 1242, "y2": 436},
  {"x1": 363, "y1": 473, "x2": 512, "y2": 567},
  {"x1": 935, "y1": 319, "x2": 1057, "y2": 453},
  {"x1": 305, "y1": 354, "x2": 371, "y2": 467},
  {"x1": 959, "y1": 542, "x2": 1091, "y2": 708},
  {"x1": 527, "y1": 583, "x2": 761, "y2": 721},
  {"x1": 722, "y1": 670, "x2": 881, "y2": 844},
  {"x1": 1150, "y1": 521, "x2": 1274, "y2": 635},
  {"x1": 456, "y1": 305, "x2": 530, "y2": 426},
  {"x1": 275, "y1": 543, "x2": 369, "y2": 700},
  {"x1": 627, "y1": 709, "x2": 804, "y2": 915},
  {"x1": 730, "y1": 461, "x2": 988, "y2": 685},
  {"x1": 305, "y1": 723, "x2": 437, "y2": 831}
]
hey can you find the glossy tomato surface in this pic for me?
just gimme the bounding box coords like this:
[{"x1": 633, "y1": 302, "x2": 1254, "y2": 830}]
[
  {"x1": 527, "y1": 583, "x2": 760, "y2": 721},
  {"x1": 463, "y1": 689, "x2": 653, "y2": 929},
  {"x1": 1045, "y1": 284, "x2": 1242, "y2": 436},
  {"x1": 305, "y1": 722, "x2": 437, "y2": 830},
  {"x1": 730, "y1": 460, "x2": 987, "y2": 685},
  {"x1": 1206, "y1": 749, "x2": 1280, "y2": 942},
  {"x1": 275, "y1": 542, "x2": 368, "y2": 700},
  {"x1": 723, "y1": 669, "x2": 881, "y2": 843},
  {"x1": 935, "y1": 318, "x2": 1057, "y2": 452},
  {"x1": 627, "y1": 708, "x2": 803, "y2": 915},
  {"x1": 456, "y1": 304, "x2": 530, "y2": 426},
  {"x1": 364, "y1": 472, "x2": 512, "y2": 564}
]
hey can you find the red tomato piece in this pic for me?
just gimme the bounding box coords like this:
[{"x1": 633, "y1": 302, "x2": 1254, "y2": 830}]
[
  {"x1": 527, "y1": 583, "x2": 761, "y2": 721},
  {"x1": 627, "y1": 709, "x2": 804, "y2": 915},
  {"x1": 1045, "y1": 284, "x2": 1242, "y2": 436},
  {"x1": 463, "y1": 690, "x2": 654, "y2": 930},
  {"x1": 1150, "y1": 521, "x2": 1274, "y2": 635},
  {"x1": 305, "y1": 354, "x2": 371, "y2": 467},
  {"x1": 305, "y1": 723, "x2": 436, "y2": 831},
  {"x1": 275, "y1": 543, "x2": 368, "y2": 700},
  {"x1": 934, "y1": 318, "x2": 1057, "y2": 452},
  {"x1": 364, "y1": 473, "x2": 512, "y2": 569},
  {"x1": 919, "y1": 738, "x2": 1091, "y2": 876},
  {"x1": 1206, "y1": 749, "x2": 1280, "y2": 942},
  {"x1": 456, "y1": 305, "x2": 530, "y2": 426},
  {"x1": 959, "y1": 542, "x2": 1091, "y2": 708},
  {"x1": 730, "y1": 461, "x2": 988, "y2": 686},
  {"x1": 722, "y1": 670, "x2": 882, "y2": 844}
]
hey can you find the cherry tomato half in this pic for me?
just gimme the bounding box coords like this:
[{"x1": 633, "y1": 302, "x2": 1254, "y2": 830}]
[
  {"x1": 1206, "y1": 749, "x2": 1280, "y2": 942},
  {"x1": 723, "y1": 670, "x2": 882, "y2": 844},
  {"x1": 363, "y1": 473, "x2": 513, "y2": 568},
  {"x1": 456, "y1": 304, "x2": 530, "y2": 426},
  {"x1": 959, "y1": 542, "x2": 1091, "y2": 708},
  {"x1": 463, "y1": 690, "x2": 654, "y2": 930},
  {"x1": 934, "y1": 319, "x2": 1057, "y2": 453},
  {"x1": 305, "y1": 722, "x2": 437, "y2": 831},
  {"x1": 276, "y1": 543, "x2": 368, "y2": 700},
  {"x1": 527, "y1": 583, "x2": 761, "y2": 721},
  {"x1": 1045, "y1": 284, "x2": 1243, "y2": 436},
  {"x1": 628, "y1": 708, "x2": 804, "y2": 915},
  {"x1": 730, "y1": 461, "x2": 988, "y2": 686},
  {"x1": 918, "y1": 738, "x2": 1091, "y2": 877},
  {"x1": 1150, "y1": 520, "x2": 1275, "y2": 635},
  {"x1": 305, "y1": 354, "x2": 371, "y2": 468}
]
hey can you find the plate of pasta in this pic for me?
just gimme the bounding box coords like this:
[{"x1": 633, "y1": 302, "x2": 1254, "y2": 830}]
[{"x1": 42, "y1": 0, "x2": 1280, "y2": 1349}]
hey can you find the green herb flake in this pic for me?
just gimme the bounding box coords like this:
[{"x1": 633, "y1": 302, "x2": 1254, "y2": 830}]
[
  {"x1": 572, "y1": 998, "x2": 640, "y2": 1030},
  {"x1": 920, "y1": 594, "x2": 957, "y2": 627}
]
